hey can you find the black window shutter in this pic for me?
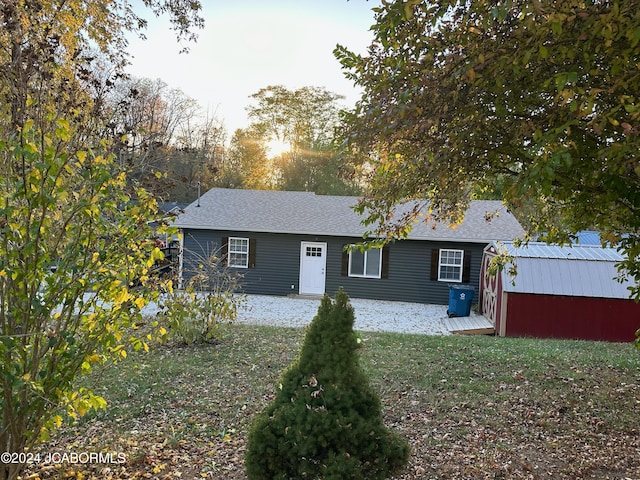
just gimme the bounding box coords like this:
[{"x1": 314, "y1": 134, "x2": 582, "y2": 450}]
[
  {"x1": 249, "y1": 238, "x2": 257, "y2": 268},
  {"x1": 462, "y1": 251, "x2": 472, "y2": 283},
  {"x1": 381, "y1": 245, "x2": 390, "y2": 279},
  {"x1": 430, "y1": 249, "x2": 439, "y2": 281},
  {"x1": 341, "y1": 244, "x2": 349, "y2": 276},
  {"x1": 220, "y1": 237, "x2": 228, "y2": 265}
]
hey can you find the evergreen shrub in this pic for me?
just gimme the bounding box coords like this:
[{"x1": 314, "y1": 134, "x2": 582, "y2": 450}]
[{"x1": 245, "y1": 289, "x2": 409, "y2": 479}]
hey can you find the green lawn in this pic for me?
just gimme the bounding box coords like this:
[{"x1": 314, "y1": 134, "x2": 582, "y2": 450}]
[{"x1": 28, "y1": 324, "x2": 640, "y2": 479}]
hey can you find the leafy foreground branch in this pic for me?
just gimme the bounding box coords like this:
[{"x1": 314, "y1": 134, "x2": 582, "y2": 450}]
[
  {"x1": 335, "y1": 0, "x2": 640, "y2": 299},
  {"x1": 0, "y1": 124, "x2": 161, "y2": 480}
]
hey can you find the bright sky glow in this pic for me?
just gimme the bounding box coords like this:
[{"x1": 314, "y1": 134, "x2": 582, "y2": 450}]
[
  {"x1": 266, "y1": 137, "x2": 292, "y2": 158},
  {"x1": 126, "y1": 1, "x2": 380, "y2": 137}
]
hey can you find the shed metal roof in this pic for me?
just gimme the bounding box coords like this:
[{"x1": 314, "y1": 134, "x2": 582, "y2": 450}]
[
  {"x1": 489, "y1": 241, "x2": 633, "y2": 299},
  {"x1": 174, "y1": 188, "x2": 525, "y2": 243},
  {"x1": 501, "y1": 242, "x2": 623, "y2": 261}
]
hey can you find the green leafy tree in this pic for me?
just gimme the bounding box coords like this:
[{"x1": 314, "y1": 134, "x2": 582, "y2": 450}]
[
  {"x1": 247, "y1": 85, "x2": 360, "y2": 194},
  {"x1": 0, "y1": 2, "x2": 203, "y2": 478},
  {"x1": 0, "y1": 122, "x2": 162, "y2": 480},
  {"x1": 220, "y1": 128, "x2": 273, "y2": 190},
  {"x1": 335, "y1": 0, "x2": 640, "y2": 300},
  {"x1": 245, "y1": 289, "x2": 409, "y2": 480}
]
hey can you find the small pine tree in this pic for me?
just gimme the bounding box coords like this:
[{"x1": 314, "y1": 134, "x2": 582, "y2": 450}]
[{"x1": 245, "y1": 289, "x2": 409, "y2": 480}]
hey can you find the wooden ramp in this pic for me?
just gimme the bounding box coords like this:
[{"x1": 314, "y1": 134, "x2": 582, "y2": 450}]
[{"x1": 445, "y1": 315, "x2": 495, "y2": 335}]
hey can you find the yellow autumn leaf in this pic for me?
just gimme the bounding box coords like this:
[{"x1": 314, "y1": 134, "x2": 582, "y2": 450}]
[
  {"x1": 76, "y1": 402, "x2": 88, "y2": 417},
  {"x1": 52, "y1": 415, "x2": 62, "y2": 428},
  {"x1": 91, "y1": 395, "x2": 107, "y2": 410},
  {"x1": 23, "y1": 142, "x2": 38, "y2": 154},
  {"x1": 114, "y1": 288, "x2": 131, "y2": 305},
  {"x1": 134, "y1": 297, "x2": 147, "y2": 310},
  {"x1": 147, "y1": 246, "x2": 165, "y2": 267},
  {"x1": 85, "y1": 353, "x2": 100, "y2": 364}
]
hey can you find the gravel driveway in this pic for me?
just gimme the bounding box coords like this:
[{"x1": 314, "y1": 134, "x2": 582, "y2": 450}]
[{"x1": 236, "y1": 295, "x2": 452, "y2": 335}]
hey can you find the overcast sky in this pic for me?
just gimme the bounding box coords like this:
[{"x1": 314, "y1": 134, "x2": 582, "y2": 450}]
[{"x1": 126, "y1": 0, "x2": 380, "y2": 136}]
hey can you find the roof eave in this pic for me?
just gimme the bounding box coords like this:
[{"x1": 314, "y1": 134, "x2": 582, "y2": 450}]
[{"x1": 176, "y1": 225, "x2": 516, "y2": 244}]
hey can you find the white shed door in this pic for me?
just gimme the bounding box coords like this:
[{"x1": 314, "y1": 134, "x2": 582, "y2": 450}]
[{"x1": 299, "y1": 242, "x2": 327, "y2": 295}]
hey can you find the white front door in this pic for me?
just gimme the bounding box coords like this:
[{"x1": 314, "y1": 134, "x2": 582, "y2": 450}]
[{"x1": 299, "y1": 242, "x2": 327, "y2": 295}]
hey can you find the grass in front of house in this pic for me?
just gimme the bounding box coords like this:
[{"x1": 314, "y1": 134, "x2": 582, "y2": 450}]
[{"x1": 29, "y1": 324, "x2": 640, "y2": 479}]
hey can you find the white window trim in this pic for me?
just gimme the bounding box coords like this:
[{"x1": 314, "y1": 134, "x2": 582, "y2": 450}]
[
  {"x1": 438, "y1": 249, "x2": 464, "y2": 282},
  {"x1": 348, "y1": 247, "x2": 382, "y2": 279},
  {"x1": 228, "y1": 237, "x2": 249, "y2": 268}
]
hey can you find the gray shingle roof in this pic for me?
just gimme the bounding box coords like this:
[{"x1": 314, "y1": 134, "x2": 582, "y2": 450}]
[
  {"x1": 174, "y1": 188, "x2": 525, "y2": 242},
  {"x1": 494, "y1": 242, "x2": 632, "y2": 299}
]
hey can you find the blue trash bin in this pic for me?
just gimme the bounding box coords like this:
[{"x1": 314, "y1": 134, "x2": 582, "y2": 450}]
[{"x1": 447, "y1": 285, "x2": 475, "y2": 317}]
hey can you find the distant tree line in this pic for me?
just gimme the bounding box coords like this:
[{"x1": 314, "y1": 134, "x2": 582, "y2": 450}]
[{"x1": 101, "y1": 81, "x2": 363, "y2": 201}]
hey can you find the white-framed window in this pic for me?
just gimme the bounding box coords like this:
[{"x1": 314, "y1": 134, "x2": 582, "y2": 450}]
[
  {"x1": 438, "y1": 249, "x2": 464, "y2": 282},
  {"x1": 228, "y1": 237, "x2": 249, "y2": 268},
  {"x1": 349, "y1": 247, "x2": 382, "y2": 278}
]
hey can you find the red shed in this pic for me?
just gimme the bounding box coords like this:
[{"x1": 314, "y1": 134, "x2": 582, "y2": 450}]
[{"x1": 479, "y1": 242, "x2": 640, "y2": 342}]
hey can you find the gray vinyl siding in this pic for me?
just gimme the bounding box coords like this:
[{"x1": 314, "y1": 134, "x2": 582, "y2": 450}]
[
  {"x1": 328, "y1": 240, "x2": 484, "y2": 305},
  {"x1": 182, "y1": 229, "x2": 303, "y2": 296},
  {"x1": 181, "y1": 228, "x2": 486, "y2": 305}
]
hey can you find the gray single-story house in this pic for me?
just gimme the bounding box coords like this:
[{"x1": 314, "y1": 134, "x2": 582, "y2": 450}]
[{"x1": 173, "y1": 188, "x2": 525, "y2": 305}]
